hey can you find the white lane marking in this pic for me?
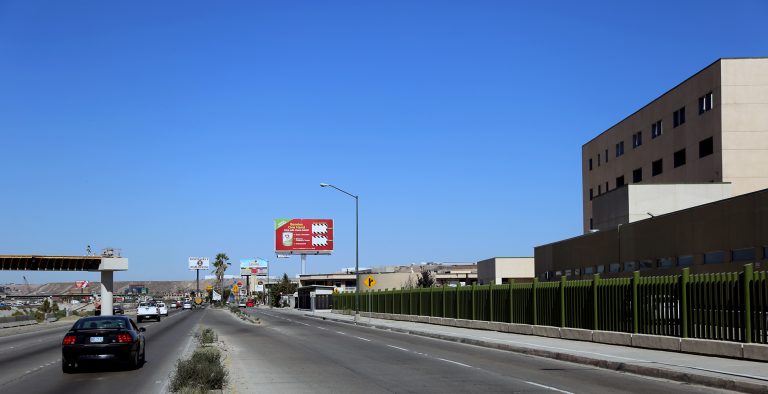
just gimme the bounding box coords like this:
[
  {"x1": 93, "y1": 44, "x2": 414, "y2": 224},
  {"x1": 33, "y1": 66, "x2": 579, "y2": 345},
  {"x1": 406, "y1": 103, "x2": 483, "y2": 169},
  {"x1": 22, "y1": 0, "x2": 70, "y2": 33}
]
[
  {"x1": 436, "y1": 358, "x2": 473, "y2": 368},
  {"x1": 387, "y1": 345, "x2": 409, "y2": 352},
  {"x1": 524, "y1": 380, "x2": 573, "y2": 394},
  {"x1": 354, "y1": 336, "x2": 371, "y2": 342},
  {"x1": 336, "y1": 331, "x2": 347, "y2": 335}
]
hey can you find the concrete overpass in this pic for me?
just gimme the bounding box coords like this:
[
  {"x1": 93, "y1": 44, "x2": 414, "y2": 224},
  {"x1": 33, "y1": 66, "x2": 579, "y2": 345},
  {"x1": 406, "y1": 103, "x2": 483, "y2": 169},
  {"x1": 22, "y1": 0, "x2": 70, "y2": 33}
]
[{"x1": 0, "y1": 255, "x2": 128, "y2": 315}]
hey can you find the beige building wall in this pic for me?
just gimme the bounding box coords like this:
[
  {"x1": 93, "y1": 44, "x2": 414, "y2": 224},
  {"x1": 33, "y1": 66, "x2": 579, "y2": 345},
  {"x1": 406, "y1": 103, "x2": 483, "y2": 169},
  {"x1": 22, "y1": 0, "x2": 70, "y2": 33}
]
[
  {"x1": 358, "y1": 272, "x2": 417, "y2": 292},
  {"x1": 582, "y1": 58, "x2": 768, "y2": 233},
  {"x1": 720, "y1": 58, "x2": 768, "y2": 196},
  {"x1": 592, "y1": 183, "x2": 732, "y2": 231},
  {"x1": 477, "y1": 257, "x2": 534, "y2": 284}
]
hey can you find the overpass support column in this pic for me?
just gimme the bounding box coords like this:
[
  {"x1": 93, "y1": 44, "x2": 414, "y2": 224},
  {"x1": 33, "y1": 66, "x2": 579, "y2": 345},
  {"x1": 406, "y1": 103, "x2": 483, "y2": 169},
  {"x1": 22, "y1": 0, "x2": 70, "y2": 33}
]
[{"x1": 100, "y1": 271, "x2": 114, "y2": 316}]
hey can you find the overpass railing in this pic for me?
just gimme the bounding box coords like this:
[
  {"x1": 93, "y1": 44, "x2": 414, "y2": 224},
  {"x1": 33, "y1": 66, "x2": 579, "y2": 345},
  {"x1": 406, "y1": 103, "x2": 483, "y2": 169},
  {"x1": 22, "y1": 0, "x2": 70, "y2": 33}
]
[{"x1": 333, "y1": 264, "x2": 768, "y2": 344}]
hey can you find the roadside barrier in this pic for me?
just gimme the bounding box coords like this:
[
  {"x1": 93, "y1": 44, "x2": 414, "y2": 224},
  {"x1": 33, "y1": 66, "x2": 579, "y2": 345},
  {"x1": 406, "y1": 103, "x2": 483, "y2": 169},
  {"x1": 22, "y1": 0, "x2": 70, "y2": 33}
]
[{"x1": 334, "y1": 264, "x2": 768, "y2": 344}]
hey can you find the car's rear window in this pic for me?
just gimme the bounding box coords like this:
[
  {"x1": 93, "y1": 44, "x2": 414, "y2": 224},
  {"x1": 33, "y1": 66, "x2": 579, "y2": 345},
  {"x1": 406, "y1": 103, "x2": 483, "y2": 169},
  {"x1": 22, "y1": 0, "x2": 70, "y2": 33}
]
[
  {"x1": 139, "y1": 302, "x2": 154, "y2": 307},
  {"x1": 73, "y1": 318, "x2": 128, "y2": 330}
]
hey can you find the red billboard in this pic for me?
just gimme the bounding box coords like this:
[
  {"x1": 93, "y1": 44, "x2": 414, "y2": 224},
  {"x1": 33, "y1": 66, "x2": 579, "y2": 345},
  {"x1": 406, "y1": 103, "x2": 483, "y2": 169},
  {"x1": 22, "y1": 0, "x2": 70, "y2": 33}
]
[{"x1": 275, "y1": 218, "x2": 333, "y2": 254}]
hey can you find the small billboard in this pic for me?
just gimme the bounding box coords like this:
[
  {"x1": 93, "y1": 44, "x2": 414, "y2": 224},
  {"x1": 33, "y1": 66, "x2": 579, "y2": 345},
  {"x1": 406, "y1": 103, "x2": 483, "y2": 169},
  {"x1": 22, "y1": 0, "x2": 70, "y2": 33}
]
[
  {"x1": 188, "y1": 257, "x2": 210, "y2": 270},
  {"x1": 275, "y1": 218, "x2": 333, "y2": 255},
  {"x1": 75, "y1": 280, "x2": 89, "y2": 289}
]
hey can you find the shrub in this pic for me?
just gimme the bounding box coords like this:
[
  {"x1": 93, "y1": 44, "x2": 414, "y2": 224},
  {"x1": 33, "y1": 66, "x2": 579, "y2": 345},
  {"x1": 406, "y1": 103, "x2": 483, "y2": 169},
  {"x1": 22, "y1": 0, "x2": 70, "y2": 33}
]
[
  {"x1": 199, "y1": 328, "x2": 217, "y2": 345},
  {"x1": 169, "y1": 347, "x2": 227, "y2": 392}
]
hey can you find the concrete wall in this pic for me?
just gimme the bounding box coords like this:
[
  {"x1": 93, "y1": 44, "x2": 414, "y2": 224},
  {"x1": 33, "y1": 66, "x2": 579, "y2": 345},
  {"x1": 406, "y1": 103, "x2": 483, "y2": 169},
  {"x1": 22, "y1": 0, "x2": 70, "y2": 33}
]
[
  {"x1": 536, "y1": 187, "x2": 768, "y2": 279},
  {"x1": 721, "y1": 58, "x2": 768, "y2": 196},
  {"x1": 592, "y1": 183, "x2": 732, "y2": 231}
]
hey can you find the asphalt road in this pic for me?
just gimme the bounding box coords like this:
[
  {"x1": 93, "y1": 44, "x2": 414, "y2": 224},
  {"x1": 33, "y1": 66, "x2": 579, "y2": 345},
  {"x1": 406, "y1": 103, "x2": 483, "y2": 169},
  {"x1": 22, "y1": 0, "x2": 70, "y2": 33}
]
[
  {"x1": 0, "y1": 307, "x2": 205, "y2": 394},
  {"x1": 223, "y1": 308, "x2": 730, "y2": 394}
]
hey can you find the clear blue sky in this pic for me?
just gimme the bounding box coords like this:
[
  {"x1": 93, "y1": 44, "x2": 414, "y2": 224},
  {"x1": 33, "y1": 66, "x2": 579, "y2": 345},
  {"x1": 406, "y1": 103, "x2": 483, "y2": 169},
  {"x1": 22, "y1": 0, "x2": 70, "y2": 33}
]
[{"x1": 1, "y1": 1, "x2": 766, "y2": 284}]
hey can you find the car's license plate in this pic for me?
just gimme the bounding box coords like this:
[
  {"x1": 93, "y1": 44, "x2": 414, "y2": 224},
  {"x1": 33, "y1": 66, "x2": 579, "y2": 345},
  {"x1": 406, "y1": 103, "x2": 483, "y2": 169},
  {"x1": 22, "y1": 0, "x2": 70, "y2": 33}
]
[{"x1": 90, "y1": 336, "x2": 104, "y2": 343}]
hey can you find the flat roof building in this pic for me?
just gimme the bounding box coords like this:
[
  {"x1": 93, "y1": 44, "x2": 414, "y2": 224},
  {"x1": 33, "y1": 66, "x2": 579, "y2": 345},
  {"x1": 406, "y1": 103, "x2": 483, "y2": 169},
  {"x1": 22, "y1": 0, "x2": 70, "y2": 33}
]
[
  {"x1": 583, "y1": 58, "x2": 768, "y2": 232},
  {"x1": 537, "y1": 58, "x2": 768, "y2": 280}
]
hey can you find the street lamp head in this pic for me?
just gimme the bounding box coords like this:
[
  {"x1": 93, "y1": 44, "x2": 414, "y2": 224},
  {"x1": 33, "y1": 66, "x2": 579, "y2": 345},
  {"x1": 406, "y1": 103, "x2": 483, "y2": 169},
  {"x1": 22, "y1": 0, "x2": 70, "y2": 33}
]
[{"x1": 319, "y1": 183, "x2": 330, "y2": 187}]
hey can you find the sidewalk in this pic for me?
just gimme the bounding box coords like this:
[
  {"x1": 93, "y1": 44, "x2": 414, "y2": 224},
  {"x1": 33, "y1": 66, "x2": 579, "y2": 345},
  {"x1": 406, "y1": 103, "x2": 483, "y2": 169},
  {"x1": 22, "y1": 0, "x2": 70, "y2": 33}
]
[{"x1": 303, "y1": 310, "x2": 768, "y2": 393}]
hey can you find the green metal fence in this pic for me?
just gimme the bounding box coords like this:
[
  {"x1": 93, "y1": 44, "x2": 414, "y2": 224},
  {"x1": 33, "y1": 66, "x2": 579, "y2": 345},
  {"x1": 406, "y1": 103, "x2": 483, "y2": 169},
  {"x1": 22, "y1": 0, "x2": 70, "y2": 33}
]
[{"x1": 333, "y1": 264, "x2": 768, "y2": 344}]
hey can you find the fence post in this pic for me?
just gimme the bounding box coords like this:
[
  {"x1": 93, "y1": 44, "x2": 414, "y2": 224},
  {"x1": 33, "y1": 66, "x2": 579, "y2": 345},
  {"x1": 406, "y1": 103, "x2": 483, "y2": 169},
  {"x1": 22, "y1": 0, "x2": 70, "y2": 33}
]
[
  {"x1": 681, "y1": 268, "x2": 689, "y2": 338},
  {"x1": 442, "y1": 284, "x2": 446, "y2": 318},
  {"x1": 456, "y1": 282, "x2": 461, "y2": 319},
  {"x1": 509, "y1": 283, "x2": 514, "y2": 324},
  {"x1": 592, "y1": 273, "x2": 600, "y2": 330},
  {"x1": 532, "y1": 278, "x2": 538, "y2": 326},
  {"x1": 560, "y1": 275, "x2": 567, "y2": 328},
  {"x1": 430, "y1": 286, "x2": 435, "y2": 317},
  {"x1": 471, "y1": 284, "x2": 477, "y2": 321},
  {"x1": 744, "y1": 263, "x2": 754, "y2": 343},
  {"x1": 488, "y1": 282, "x2": 494, "y2": 322},
  {"x1": 632, "y1": 271, "x2": 640, "y2": 334}
]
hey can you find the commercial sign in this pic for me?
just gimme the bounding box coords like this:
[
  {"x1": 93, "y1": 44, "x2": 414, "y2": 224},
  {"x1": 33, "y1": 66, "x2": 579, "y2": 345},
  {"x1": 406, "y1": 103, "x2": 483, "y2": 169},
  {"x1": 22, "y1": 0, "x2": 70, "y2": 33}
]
[
  {"x1": 188, "y1": 257, "x2": 210, "y2": 270},
  {"x1": 75, "y1": 280, "x2": 89, "y2": 289},
  {"x1": 239, "y1": 258, "x2": 268, "y2": 269},
  {"x1": 275, "y1": 218, "x2": 333, "y2": 255}
]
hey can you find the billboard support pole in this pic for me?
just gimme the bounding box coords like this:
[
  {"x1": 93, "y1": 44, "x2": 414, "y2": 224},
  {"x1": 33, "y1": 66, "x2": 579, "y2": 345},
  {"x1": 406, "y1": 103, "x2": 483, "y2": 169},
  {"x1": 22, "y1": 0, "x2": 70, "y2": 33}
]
[
  {"x1": 301, "y1": 254, "x2": 306, "y2": 276},
  {"x1": 196, "y1": 270, "x2": 199, "y2": 296}
]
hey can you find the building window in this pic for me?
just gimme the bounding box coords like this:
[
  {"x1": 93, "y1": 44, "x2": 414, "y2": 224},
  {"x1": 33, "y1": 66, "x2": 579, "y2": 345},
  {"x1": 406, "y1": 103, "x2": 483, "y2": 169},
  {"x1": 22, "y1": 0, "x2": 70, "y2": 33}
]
[
  {"x1": 589, "y1": 188, "x2": 593, "y2": 200},
  {"x1": 639, "y1": 259, "x2": 654, "y2": 270},
  {"x1": 616, "y1": 175, "x2": 625, "y2": 188},
  {"x1": 598, "y1": 153, "x2": 601, "y2": 166},
  {"x1": 589, "y1": 158, "x2": 593, "y2": 171},
  {"x1": 565, "y1": 269, "x2": 572, "y2": 277},
  {"x1": 589, "y1": 218, "x2": 593, "y2": 229},
  {"x1": 584, "y1": 266, "x2": 594, "y2": 275},
  {"x1": 615, "y1": 141, "x2": 624, "y2": 157},
  {"x1": 673, "y1": 107, "x2": 686, "y2": 128},
  {"x1": 658, "y1": 257, "x2": 674, "y2": 268},
  {"x1": 674, "y1": 148, "x2": 686, "y2": 168},
  {"x1": 605, "y1": 149, "x2": 609, "y2": 163},
  {"x1": 632, "y1": 131, "x2": 642, "y2": 148},
  {"x1": 652, "y1": 159, "x2": 663, "y2": 176},
  {"x1": 609, "y1": 263, "x2": 620, "y2": 273},
  {"x1": 764, "y1": 246, "x2": 768, "y2": 260},
  {"x1": 596, "y1": 265, "x2": 605, "y2": 273},
  {"x1": 732, "y1": 248, "x2": 755, "y2": 262},
  {"x1": 678, "y1": 255, "x2": 694, "y2": 267},
  {"x1": 699, "y1": 137, "x2": 714, "y2": 158},
  {"x1": 651, "y1": 120, "x2": 663, "y2": 139},
  {"x1": 623, "y1": 261, "x2": 636, "y2": 272},
  {"x1": 598, "y1": 185, "x2": 602, "y2": 195},
  {"x1": 704, "y1": 251, "x2": 726, "y2": 264},
  {"x1": 605, "y1": 181, "x2": 608, "y2": 192},
  {"x1": 699, "y1": 92, "x2": 713, "y2": 114},
  {"x1": 633, "y1": 168, "x2": 642, "y2": 183}
]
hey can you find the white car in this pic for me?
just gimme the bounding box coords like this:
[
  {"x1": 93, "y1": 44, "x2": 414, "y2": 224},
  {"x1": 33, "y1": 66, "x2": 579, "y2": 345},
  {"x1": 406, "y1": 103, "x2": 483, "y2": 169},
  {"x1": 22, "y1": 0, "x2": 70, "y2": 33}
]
[
  {"x1": 137, "y1": 302, "x2": 160, "y2": 322},
  {"x1": 157, "y1": 302, "x2": 169, "y2": 316},
  {"x1": 183, "y1": 301, "x2": 192, "y2": 310}
]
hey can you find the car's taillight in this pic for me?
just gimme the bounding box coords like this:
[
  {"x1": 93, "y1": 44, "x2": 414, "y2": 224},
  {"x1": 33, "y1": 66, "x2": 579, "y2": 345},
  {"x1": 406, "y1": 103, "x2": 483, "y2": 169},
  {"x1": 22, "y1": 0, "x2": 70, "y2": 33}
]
[
  {"x1": 116, "y1": 334, "x2": 133, "y2": 343},
  {"x1": 63, "y1": 335, "x2": 76, "y2": 345}
]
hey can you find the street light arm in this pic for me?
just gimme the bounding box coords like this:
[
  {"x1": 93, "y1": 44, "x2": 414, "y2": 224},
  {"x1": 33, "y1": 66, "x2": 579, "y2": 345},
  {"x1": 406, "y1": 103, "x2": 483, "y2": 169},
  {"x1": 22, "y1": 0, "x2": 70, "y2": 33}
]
[{"x1": 320, "y1": 183, "x2": 358, "y2": 199}]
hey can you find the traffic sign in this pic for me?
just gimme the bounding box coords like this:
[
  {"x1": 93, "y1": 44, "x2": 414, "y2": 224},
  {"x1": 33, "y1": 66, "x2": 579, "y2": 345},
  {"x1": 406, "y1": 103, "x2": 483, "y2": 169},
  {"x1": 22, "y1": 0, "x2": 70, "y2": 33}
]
[
  {"x1": 365, "y1": 276, "x2": 376, "y2": 289},
  {"x1": 232, "y1": 285, "x2": 239, "y2": 293}
]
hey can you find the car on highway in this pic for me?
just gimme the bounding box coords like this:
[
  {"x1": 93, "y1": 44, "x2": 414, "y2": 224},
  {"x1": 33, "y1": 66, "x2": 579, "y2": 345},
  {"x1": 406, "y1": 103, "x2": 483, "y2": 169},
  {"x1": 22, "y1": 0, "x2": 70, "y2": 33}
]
[
  {"x1": 246, "y1": 300, "x2": 254, "y2": 307},
  {"x1": 113, "y1": 304, "x2": 124, "y2": 315},
  {"x1": 238, "y1": 301, "x2": 246, "y2": 308},
  {"x1": 157, "y1": 302, "x2": 168, "y2": 316},
  {"x1": 182, "y1": 301, "x2": 192, "y2": 310},
  {"x1": 136, "y1": 301, "x2": 160, "y2": 322},
  {"x1": 61, "y1": 315, "x2": 145, "y2": 373}
]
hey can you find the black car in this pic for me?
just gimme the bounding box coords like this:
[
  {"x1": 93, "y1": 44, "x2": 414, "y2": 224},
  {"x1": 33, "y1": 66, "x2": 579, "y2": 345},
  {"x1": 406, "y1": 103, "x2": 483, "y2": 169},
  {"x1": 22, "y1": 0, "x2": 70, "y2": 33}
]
[
  {"x1": 113, "y1": 304, "x2": 124, "y2": 315},
  {"x1": 62, "y1": 316, "x2": 146, "y2": 373}
]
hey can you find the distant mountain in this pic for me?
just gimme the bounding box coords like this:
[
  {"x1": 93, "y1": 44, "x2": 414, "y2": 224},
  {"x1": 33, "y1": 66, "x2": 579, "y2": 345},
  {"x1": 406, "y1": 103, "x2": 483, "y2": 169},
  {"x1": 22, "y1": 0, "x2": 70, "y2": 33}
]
[{"x1": 1, "y1": 280, "x2": 221, "y2": 296}]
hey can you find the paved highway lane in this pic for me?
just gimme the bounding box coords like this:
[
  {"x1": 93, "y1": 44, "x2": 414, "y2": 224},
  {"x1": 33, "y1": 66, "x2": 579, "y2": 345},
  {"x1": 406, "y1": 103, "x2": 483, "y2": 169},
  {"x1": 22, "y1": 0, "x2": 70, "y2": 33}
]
[
  {"x1": 0, "y1": 308, "x2": 205, "y2": 394},
  {"x1": 225, "y1": 308, "x2": 728, "y2": 393}
]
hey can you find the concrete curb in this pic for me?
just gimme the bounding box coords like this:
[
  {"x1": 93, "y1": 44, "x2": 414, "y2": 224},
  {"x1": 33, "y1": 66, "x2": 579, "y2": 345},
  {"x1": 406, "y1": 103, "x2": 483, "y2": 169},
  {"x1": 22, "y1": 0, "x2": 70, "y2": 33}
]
[{"x1": 308, "y1": 314, "x2": 768, "y2": 394}]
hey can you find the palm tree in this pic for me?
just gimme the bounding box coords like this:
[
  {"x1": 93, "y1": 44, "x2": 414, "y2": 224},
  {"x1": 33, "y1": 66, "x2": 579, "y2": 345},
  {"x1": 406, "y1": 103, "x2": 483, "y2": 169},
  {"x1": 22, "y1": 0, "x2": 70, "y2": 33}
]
[{"x1": 212, "y1": 253, "x2": 230, "y2": 304}]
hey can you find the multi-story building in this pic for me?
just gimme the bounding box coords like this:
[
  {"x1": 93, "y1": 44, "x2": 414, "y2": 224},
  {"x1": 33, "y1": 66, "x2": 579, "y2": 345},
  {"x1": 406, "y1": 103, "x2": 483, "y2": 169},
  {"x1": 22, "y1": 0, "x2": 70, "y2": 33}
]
[
  {"x1": 582, "y1": 58, "x2": 768, "y2": 233},
  {"x1": 536, "y1": 58, "x2": 768, "y2": 280}
]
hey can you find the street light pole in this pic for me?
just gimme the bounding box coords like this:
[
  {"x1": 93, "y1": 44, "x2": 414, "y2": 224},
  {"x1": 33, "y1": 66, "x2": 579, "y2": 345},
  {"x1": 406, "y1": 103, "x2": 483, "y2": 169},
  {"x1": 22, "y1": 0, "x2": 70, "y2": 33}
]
[{"x1": 320, "y1": 183, "x2": 359, "y2": 323}]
